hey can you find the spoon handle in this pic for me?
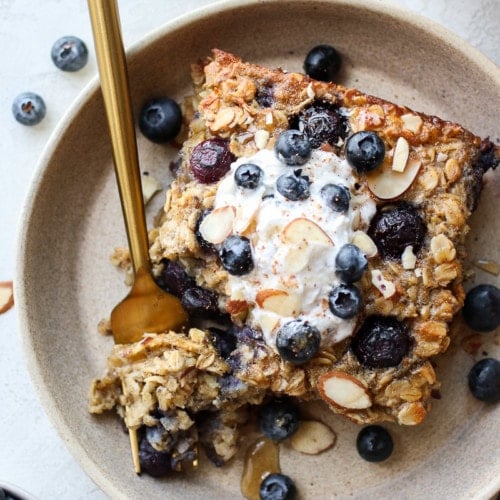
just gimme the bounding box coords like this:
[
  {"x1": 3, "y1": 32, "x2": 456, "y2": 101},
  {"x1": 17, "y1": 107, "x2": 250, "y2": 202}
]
[{"x1": 88, "y1": 0, "x2": 149, "y2": 274}]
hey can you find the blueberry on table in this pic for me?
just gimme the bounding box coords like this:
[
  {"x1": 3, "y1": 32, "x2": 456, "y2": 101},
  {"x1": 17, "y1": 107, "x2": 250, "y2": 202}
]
[
  {"x1": 468, "y1": 358, "x2": 500, "y2": 403},
  {"x1": 335, "y1": 243, "x2": 368, "y2": 283},
  {"x1": 328, "y1": 283, "x2": 362, "y2": 319},
  {"x1": 259, "y1": 472, "x2": 298, "y2": 500},
  {"x1": 462, "y1": 284, "x2": 500, "y2": 332},
  {"x1": 139, "y1": 97, "x2": 182, "y2": 143},
  {"x1": 51, "y1": 35, "x2": 88, "y2": 71},
  {"x1": 321, "y1": 183, "x2": 350, "y2": 213},
  {"x1": 274, "y1": 130, "x2": 312, "y2": 166},
  {"x1": 304, "y1": 44, "x2": 342, "y2": 82},
  {"x1": 276, "y1": 170, "x2": 310, "y2": 201},
  {"x1": 12, "y1": 92, "x2": 46, "y2": 126},
  {"x1": 190, "y1": 138, "x2": 236, "y2": 183},
  {"x1": 345, "y1": 131, "x2": 385, "y2": 173},
  {"x1": 219, "y1": 235, "x2": 254, "y2": 275},
  {"x1": 259, "y1": 398, "x2": 300, "y2": 441},
  {"x1": 356, "y1": 425, "x2": 394, "y2": 462},
  {"x1": 234, "y1": 163, "x2": 264, "y2": 189},
  {"x1": 276, "y1": 320, "x2": 321, "y2": 364}
]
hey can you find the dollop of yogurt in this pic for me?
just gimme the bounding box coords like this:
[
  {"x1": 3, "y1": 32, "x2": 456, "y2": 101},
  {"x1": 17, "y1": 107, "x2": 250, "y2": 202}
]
[{"x1": 210, "y1": 148, "x2": 376, "y2": 348}]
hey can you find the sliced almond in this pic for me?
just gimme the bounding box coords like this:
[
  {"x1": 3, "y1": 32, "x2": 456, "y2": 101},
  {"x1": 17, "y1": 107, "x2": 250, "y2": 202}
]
[
  {"x1": 282, "y1": 245, "x2": 311, "y2": 273},
  {"x1": 401, "y1": 245, "x2": 417, "y2": 270},
  {"x1": 371, "y1": 270, "x2": 396, "y2": 298},
  {"x1": 401, "y1": 113, "x2": 423, "y2": 134},
  {"x1": 281, "y1": 218, "x2": 332, "y2": 246},
  {"x1": 141, "y1": 173, "x2": 162, "y2": 205},
  {"x1": 318, "y1": 371, "x2": 372, "y2": 409},
  {"x1": 256, "y1": 311, "x2": 281, "y2": 337},
  {"x1": 0, "y1": 281, "x2": 14, "y2": 314},
  {"x1": 256, "y1": 289, "x2": 300, "y2": 317},
  {"x1": 254, "y1": 129, "x2": 270, "y2": 149},
  {"x1": 351, "y1": 231, "x2": 378, "y2": 257},
  {"x1": 290, "y1": 420, "x2": 336, "y2": 455},
  {"x1": 198, "y1": 206, "x2": 235, "y2": 244},
  {"x1": 392, "y1": 137, "x2": 410, "y2": 172}
]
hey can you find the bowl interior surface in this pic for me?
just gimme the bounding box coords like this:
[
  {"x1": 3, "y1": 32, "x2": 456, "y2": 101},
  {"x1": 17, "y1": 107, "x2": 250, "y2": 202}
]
[{"x1": 17, "y1": 1, "x2": 500, "y2": 499}]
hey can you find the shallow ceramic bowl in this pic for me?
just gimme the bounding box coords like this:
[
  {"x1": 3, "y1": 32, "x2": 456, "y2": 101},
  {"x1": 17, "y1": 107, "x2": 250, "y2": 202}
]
[{"x1": 16, "y1": 0, "x2": 500, "y2": 499}]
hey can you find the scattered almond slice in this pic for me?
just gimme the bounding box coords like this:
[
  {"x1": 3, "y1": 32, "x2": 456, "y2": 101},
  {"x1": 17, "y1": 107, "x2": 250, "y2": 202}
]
[
  {"x1": 282, "y1": 244, "x2": 311, "y2": 273},
  {"x1": 281, "y1": 218, "x2": 332, "y2": 246},
  {"x1": 198, "y1": 206, "x2": 236, "y2": 244},
  {"x1": 0, "y1": 281, "x2": 14, "y2": 314},
  {"x1": 256, "y1": 289, "x2": 300, "y2": 317},
  {"x1": 351, "y1": 231, "x2": 378, "y2": 257},
  {"x1": 401, "y1": 113, "x2": 423, "y2": 134},
  {"x1": 318, "y1": 371, "x2": 372, "y2": 409},
  {"x1": 401, "y1": 246, "x2": 417, "y2": 270},
  {"x1": 141, "y1": 173, "x2": 162, "y2": 204},
  {"x1": 392, "y1": 137, "x2": 410, "y2": 172},
  {"x1": 290, "y1": 420, "x2": 336, "y2": 455},
  {"x1": 371, "y1": 270, "x2": 396, "y2": 298}
]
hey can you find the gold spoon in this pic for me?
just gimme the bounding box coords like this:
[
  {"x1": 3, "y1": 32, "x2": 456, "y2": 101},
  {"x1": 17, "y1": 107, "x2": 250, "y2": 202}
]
[{"x1": 88, "y1": 0, "x2": 189, "y2": 473}]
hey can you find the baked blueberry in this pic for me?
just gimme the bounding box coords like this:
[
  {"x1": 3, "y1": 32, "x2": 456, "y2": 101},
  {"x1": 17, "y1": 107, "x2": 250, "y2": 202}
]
[
  {"x1": 190, "y1": 139, "x2": 236, "y2": 183},
  {"x1": 368, "y1": 203, "x2": 426, "y2": 260},
  {"x1": 276, "y1": 320, "x2": 321, "y2": 364},
  {"x1": 356, "y1": 425, "x2": 394, "y2": 462},
  {"x1": 209, "y1": 327, "x2": 237, "y2": 359},
  {"x1": 157, "y1": 259, "x2": 195, "y2": 297},
  {"x1": 51, "y1": 35, "x2": 88, "y2": 71},
  {"x1": 234, "y1": 163, "x2": 264, "y2": 189},
  {"x1": 259, "y1": 398, "x2": 300, "y2": 441},
  {"x1": 260, "y1": 472, "x2": 298, "y2": 500},
  {"x1": 219, "y1": 235, "x2": 254, "y2": 275},
  {"x1": 335, "y1": 244, "x2": 367, "y2": 283},
  {"x1": 345, "y1": 131, "x2": 385, "y2": 173},
  {"x1": 468, "y1": 358, "x2": 500, "y2": 403},
  {"x1": 303, "y1": 44, "x2": 342, "y2": 82},
  {"x1": 256, "y1": 84, "x2": 275, "y2": 108},
  {"x1": 352, "y1": 315, "x2": 410, "y2": 368},
  {"x1": 12, "y1": 92, "x2": 46, "y2": 126},
  {"x1": 139, "y1": 97, "x2": 182, "y2": 143},
  {"x1": 181, "y1": 286, "x2": 219, "y2": 317},
  {"x1": 139, "y1": 434, "x2": 171, "y2": 476},
  {"x1": 462, "y1": 284, "x2": 500, "y2": 332},
  {"x1": 276, "y1": 169, "x2": 310, "y2": 201},
  {"x1": 274, "y1": 130, "x2": 312, "y2": 166},
  {"x1": 328, "y1": 284, "x2": 362, "y2": 319},
  {"x1": 321, "y1": 183, "x2": 350, "y2": 213}
]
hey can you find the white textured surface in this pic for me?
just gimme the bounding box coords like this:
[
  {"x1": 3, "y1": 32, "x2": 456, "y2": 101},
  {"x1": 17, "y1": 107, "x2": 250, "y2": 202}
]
[{"x1": 0, "y1": 1, "x2": 498, "y2": 499}]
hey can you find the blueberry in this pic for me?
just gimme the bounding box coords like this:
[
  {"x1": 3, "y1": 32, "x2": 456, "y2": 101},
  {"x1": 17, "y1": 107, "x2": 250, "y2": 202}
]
[
  {"x1": 276, "y1": 320, "x2": 321, "y2": 364},
  {"x1": 356, "y1": 425, "x2": 394, "y2": 462},
  {"x1": 328, "y1": 284, "x2": 362, "y2": 319},
  {"x1": 157, "y1": 259, "x2": 195, "y2": 297},
  {"x1": 304, "y1": 44, "x2": 342, "y2": 82},
  {"x1": 219, "y1": 235, "x2": 254, "y2": 275},
  {"x1": 209, "y1": 327, "x2": 237, "y2": 359},
  {"x1": 368, "y1": 203, "x2": 426, "y2": 260},
  {"x1": 274, "y1": 130, "x2": 312, "y2": 166},
  {"x1": 190, "y1": 139, "x2": 236, "y2": 183},
  {"x1": 321, "y1": 183, "x2": 350, "y2": 213},
  {"x1": 468, "y1": 358, "x2": 500, "y2": 403},
  {"x1": 259, "y1": 398, "x2": 300, "y2": 441},
  {"x1": 462, "y1": 284, "x2": 500, "y2": 332},
  {"x1": 276, "y1": 169, "x2": 310, "y2": 201},
  {"x1": 335, "y1": 244, "x2": 367, "y2": 283},
  {"x1": 351, "y1": 315, "x2": 410, "y2": 368},
  {"x1": 181, "y1": 286, "x2": 219, "y2": 317},
  {"x1": 51, "y1": 35, "x2": 88, "y2": 71},
  {"x1": 234, "y1": 163, "x2": 264, "y2": 189},
  {"x1": 139, "y1": 434, "x2": 171, "y2": 476},
  {"x1": 291, "y1": 102, "x2": 347, "y2": 148},
  {"x1": 138, "y1": 97, "x2": 182, "y2": 143},
  {"x1": 259, "y1": 472, "x2": 298, "y2": 500},
  {"x1": 256, "y1": 84, "x2": 275, "y2": 108},
  {"x1": 12, "y1": 92, "x2": 46, "y2": 126},
  {"x1": 345, "y1": 131, "x2": 385, "y2": 173}
]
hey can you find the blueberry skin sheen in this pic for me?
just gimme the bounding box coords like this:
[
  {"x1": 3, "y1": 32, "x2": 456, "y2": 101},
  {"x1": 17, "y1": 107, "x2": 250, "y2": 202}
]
[
  {"x1": 345, "y1": 131, "x2": 386, "y2": 173},
  {"x1": 259, "y1": 473, "x2": 298, "y2": 500},
  {"x1": 356, "y1": 425, "x2": 394, "y2": 462},
  {"x1": 335, "y1": 244, "x2": 368, "y2": 283},
  {"x1": 321, "y1": 183, "x2": 350, "y2": 213},
  {"x1": 259, "y1": 399, "x2": 300, "y2": 441},
  {"x1": 303, "y1": 44, "x2": 342, "y2": 82},
  {"x1": 139, "y1": 97, "x2": 182, "y2": 144},
  {"x1": 468, "y1": 358, "x2": 500, "y2": 403},
  {"x1": 276, "y1": 320, "x2": 321, "y2": 364},
  {"x1": 462, "y1": 284, "x2": 500, "y2": 332},
  {"x1": 51, "y1": 36, "x2": 88, "y2": 71},
  {"x1": 219, "y1": 235, "x2": 254, "y2": 276},
  {"x1": 276, "y1": 170, "x2": 310, "y2": 201},
  {"x1": 12, "y1": 92, "x2": 46, "y2": 126},
  {"x1": 234, "y1": 163, "x2": 264, "y2": 189},
  {"x1": 328, "y1": 284, "x2": 362, "y2": 319},
  {"x1": 274, "y1": 130, "x2": 312, "y2": 166}
]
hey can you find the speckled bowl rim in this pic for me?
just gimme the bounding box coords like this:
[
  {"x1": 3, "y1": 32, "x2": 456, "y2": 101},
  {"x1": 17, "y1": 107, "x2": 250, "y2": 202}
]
[{"x1": 15, "y1": 0, "x2": 500, "y2": 499}]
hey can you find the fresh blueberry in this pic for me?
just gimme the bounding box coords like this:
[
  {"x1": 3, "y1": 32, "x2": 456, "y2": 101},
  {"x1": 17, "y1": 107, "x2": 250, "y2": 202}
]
[
  {"x1": 321, "y1": 183, "x2": 350, "y2": 213},
  {"x1": 259, "y1": 472, "x2": 298, "y2": 500},
  {"x1": 138, "y1": 97, "x2": 182, "y2": 143},
  {"x1": 328, "y1": 284, "x2": 363, "y2": 319},
  {"x1": 468, "y1": 358, "x2": 500, "y2": 403},
  {"x1": 335, "y1": 244, "x2": 367, "y2": 283},
  {"x1": 259, "y1": 398, "x2": 300, "y2": 441},
  {"x1": 351, "y1": 315, "x2": 410, "y2": 368},
  {"x1": 234, "y1": 163, "x2": 264, "y2": 189},
  {"x1": 356, "y1": 425, "x2": 394, "y2": 462},
  {"x1": 219, "y1": 235, "x2": 254, "y2": 275},
  {"x1": 138, "y1": 433, "x2": 171, "y2": 476},
  {"x1": 12, "y1": 92, "x2": 46, "y2": 126},
  {"x1": 345, "y1": 131, "x2": 385, "y2": 173},
  {"x1": 181, "y1": 286, "x2": 219, "y2": 317},
  {"x1": 276, "y1": 320, "x2": 321, "y2": 364},
  {"x1": 291, "y1": 101, "x2": 347, "y2": 148},
  {"x1": 303, "y1": 44, "x2": 342, "y2": 82},
  {"x1": 462, "y1": 284, "x2": 500, "y2": 332},
  {"x1": 276, "y1": 169, "x2": 310, "y2": 201},
  {"x1": 368, "y1": 203, "x2": 426, "y2": 260},
  {"x1": 274, "y1": 130, "x2": 312, "y2": 166},
  {"x1": 51, "y1": 35, "x2": 88, "y2": 71},
  {"x1": 190, "y1": 138, "x2": 236, "y2": 183}
]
